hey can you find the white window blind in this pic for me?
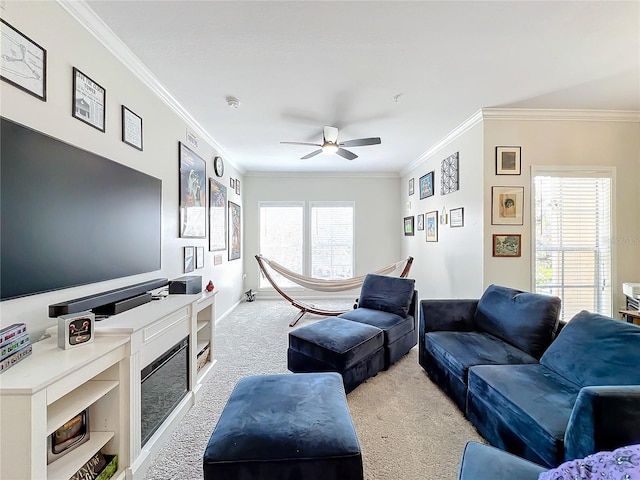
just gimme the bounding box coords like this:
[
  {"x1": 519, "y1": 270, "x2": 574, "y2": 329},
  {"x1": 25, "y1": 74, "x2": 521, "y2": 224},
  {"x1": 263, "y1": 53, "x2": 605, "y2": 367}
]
[
  {"x1": 310, "y1": 202, "x2": 354, "y2": 280},
  {"x1": 259, "y1": 202, "x2": 304, "y2": 288},
  {"x1": 533, "y1": 170, "x2": 612, "y2": 321}
]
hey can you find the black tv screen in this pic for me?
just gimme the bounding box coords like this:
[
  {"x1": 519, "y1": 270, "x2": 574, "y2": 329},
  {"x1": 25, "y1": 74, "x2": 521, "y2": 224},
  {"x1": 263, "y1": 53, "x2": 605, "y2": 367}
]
[{"x1": 1, "y1": 117, "x2": 162, "y2": 300}]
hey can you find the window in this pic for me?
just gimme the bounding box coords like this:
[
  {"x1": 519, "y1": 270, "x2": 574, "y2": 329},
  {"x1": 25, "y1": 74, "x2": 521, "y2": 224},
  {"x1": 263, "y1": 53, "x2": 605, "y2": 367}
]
[
  {"x1": 533, "y1": 168, "x2": 612, "y2": 322},
  {"x1": 259, "y1": 201, "x2": 354, "y2": 288}
]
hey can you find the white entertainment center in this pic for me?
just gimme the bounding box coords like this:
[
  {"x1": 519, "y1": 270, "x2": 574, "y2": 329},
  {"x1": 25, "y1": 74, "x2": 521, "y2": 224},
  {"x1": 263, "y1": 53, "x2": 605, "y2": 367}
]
[{"x1": 0, "y1": 290, "x2": 217, "y2": 480}]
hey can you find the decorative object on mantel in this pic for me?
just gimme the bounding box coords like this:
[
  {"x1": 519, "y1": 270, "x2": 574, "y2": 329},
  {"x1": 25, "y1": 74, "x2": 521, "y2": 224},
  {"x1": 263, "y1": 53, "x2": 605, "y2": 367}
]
[
  {"x1": 495, "y1": 146, "x2": 521, "y2": 175},
  {"x1": 450, "y1": 207, "x2": 464, "y2": 227},
  {"x1": 419, "y1": 171, "x2": 435, "y2": 199},
  {"x1": 0, "y1": 323, "x2": 32, "y2": 373},
  {"x1": 491, "y1": 186, "x2": 524, "y2": 225},
  {"x1": 206, "y1": 280, "x2": 215, "y2": 292},
  {"x1": 425, "y1": 210, "x2": 438, "y2": 242},
  {"x1": 404, "y1": 216, "x2": 415, "y2": 236},
  {"x1": 492, "y1": 234, "x2": 522, "y2": 257},
  {"x1": 440, "y1": 152, "x2": 459, "y2": 194},
  {"x1": 57, "y1": 312, "x2": 95, "y2": 350},
  {"x1": 0, "y1": 19, "x2": 47, "y2": 101},
  {"x1": 72, "y1": 67, "x2": 106, "y2": 132},
  {"x1": 121, "y1": 105, "x2": 143, "y2": 151},
  {"x1": 179, "y1": 142, "x2": 207, "y2": 238}
]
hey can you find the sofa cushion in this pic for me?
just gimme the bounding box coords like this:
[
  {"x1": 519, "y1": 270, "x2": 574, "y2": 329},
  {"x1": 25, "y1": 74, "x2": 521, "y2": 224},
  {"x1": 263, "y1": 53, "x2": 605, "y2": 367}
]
[
  {"x1": 467, "y1": 364, "x2": 580, "y2": 467},
  {"x1": 541, "y1": 311, "x2": 640, "y2": 388},
  {"x1": 339, "y1": 308, "x2": 413, "y2": 344},
  {"x1": 474, "y1": 284, "x2": 560, "y2": 359},
  {"x1": 358, "y1": 273, "x2": 415, "y2": 317},
  {"x1": 289, "y1": 317, "x2": 384, "y2": 370},
  {"x1": 426, "y1": 331, "x2": 539, "y2": 382}
]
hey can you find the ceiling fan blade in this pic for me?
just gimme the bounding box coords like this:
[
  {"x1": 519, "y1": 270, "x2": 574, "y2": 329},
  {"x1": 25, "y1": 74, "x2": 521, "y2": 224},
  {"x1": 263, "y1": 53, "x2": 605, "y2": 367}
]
[
  {"x1": 339, "y1": 137, "x2": 381, "y2": 147},
  {"x1": 335, "y1": 148, "x2": 358, "y2": 160},
  {"x1": 301, "y1": 149, "x2": 323, "y2": 160},
  {"x1": 281, "y1": 141, "x2": 322, "y2": 147},
  {"x1": 323, "y1": 126, "x2": 339, "y2": 143}
]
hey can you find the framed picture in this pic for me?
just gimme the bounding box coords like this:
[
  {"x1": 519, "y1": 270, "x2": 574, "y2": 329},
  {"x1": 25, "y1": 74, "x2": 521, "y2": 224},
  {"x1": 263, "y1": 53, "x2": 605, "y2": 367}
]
[
  {"x1": 408, "y1": 178, "x2": 415, "y2": 196},
  {"x1": 213, "y1": 254, "x2": 223, "y2": 266},
  {"x1": 184, "y1": 246, "x2": 195, "y2": 273},
  {"x1": 0, "y1": 19, "x2": 47, "y2": 101},
  {"x1": 121, "y1": 105, "x2": 143, "y2": 150},
  {"x1": 417, "y1": 214, "x2": 424, "y2": 231},
  {"x1": 419, "y1": 171, "x2": 435, "y2": 199},
  {"x1": 72, "y1": 67, "x2": 106, "y2": 132},
  {"x1": 450, "y1": 207, "x2": 464, "y2": 228},
  {"x1": 496, "y1": 146, "x2": 521, "y2": 175},
  {"x1": 441, "y1": 152, "x2": 459, "y2": 195},
  {"x1": 491, "y1": 186, "x2": 524, "y2": 225},
  {"x1": 179, "y1": 142, "x2": 207, "y2": 238},
  {"x1": 425, "y1": 211, "x2": 438, "y2": 242},
  {"x1": 196, "y1": 246, "x2": 204, "y2": 269},
  {"x1": 228, "y1": 201, "x2": 241, "y2": 261},
  {"x1": 404, "y1": 216, "x2": 414, "y2": 236},
  {"x1": 235, "y1": 179, "x2": 240, "y2": 195},
  {"x1": 493, "y1": 234, "x2": 522, "y2": 257},
  {"x1": 230, "y1": 178, "x2": 235, "y2": 189},
  {"x1": 209, "y1": 178, "x2": 227, "y2": 251}
]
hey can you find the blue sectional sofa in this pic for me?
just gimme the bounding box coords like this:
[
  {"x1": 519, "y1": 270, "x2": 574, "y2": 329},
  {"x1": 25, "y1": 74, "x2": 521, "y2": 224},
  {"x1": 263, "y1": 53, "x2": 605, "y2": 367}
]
[{"x1": 420, "y1": 285, "x2": 640, "y2": 468}]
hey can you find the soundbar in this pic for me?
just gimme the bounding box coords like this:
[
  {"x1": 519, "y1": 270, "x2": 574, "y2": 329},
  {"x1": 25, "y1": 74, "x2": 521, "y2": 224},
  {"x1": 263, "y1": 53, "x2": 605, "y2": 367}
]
[{"x1": 48, "y1": 278, "x2": 169, "y2": 317}]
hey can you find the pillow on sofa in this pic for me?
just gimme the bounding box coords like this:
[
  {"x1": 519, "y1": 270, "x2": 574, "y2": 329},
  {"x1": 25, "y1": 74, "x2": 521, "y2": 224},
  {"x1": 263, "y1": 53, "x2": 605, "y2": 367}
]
[
  {"x1": 538, "y1": 444, "x2": 640, "y2": 480},
  {"x1": 474, "y1": 284, "x2": 560, "y2": 359},
  {"x1": 358, "y1": 274, "x2": 415, "y2": 318}
]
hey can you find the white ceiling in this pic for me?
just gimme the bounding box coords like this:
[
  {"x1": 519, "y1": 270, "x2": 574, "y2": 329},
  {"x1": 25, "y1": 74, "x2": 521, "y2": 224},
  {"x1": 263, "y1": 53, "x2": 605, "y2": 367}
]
[{"x1": 84, "y1": 0, "x2": 639, "y2": 175}]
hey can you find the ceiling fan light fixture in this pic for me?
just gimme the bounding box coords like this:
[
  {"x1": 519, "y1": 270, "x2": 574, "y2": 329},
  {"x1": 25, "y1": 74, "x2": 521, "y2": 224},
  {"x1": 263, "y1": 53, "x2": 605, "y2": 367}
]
[{"x1": 322, "y1": 143, "x2": 338, "y2": 153}]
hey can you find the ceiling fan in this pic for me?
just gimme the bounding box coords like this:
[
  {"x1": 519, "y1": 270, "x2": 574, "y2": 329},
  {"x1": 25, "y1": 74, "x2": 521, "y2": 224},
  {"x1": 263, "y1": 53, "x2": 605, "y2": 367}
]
[{"x1": 281, "y1": 126, "x2": 381, "y2": 160}]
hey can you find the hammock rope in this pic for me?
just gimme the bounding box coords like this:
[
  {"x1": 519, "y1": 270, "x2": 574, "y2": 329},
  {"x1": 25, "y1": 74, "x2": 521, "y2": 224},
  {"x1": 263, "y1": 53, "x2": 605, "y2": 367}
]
[{"x1": 255, "y1": 254, "x2": 413, "y2": 326}]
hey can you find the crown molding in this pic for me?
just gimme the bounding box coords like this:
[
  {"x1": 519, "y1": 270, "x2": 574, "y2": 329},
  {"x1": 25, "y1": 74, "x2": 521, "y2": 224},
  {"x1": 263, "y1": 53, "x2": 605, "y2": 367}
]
[
  {"x1": 56, "y1": 0, "x2": 244, "y2": 174},
  {"x1": 244, "y1": 171, "x2": 399, "y2": 179},
  {"x1": 482, "y1": 108, "x2": 640, "y2": 123},
  {"x1": 400, "y1": 109, "x2": 483, "y2": 177}
]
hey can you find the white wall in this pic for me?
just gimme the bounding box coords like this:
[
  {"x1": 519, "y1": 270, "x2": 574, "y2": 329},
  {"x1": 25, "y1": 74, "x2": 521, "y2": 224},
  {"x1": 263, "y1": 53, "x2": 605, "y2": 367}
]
[
  {"x1": 0, "y1": 1, "x2": 244, "y2": 341},
  {"x1": 242, "y1": 174, "x2": 401, "y2": 298},
  {"x1": 401, "y1": 122, "x2": 485, "y2": 299},
  {"x1": 483, "y1": 113, "x2": 640, "y2": 311}
]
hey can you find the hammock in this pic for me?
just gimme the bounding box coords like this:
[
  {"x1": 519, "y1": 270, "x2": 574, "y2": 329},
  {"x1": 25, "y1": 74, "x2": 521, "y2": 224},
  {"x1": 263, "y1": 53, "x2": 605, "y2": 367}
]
[{"x1": 255, "y1": 254, "x2": 413, "y2": 326}]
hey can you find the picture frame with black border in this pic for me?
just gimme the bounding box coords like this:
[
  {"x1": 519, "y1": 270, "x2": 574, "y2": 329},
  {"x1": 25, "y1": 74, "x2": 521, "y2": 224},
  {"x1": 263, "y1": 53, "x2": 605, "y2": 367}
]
[
  {"x1": 493, "y1": 234, "x2": 522, "y2": 257},
  {"x1": 425, "y1": 210, "x2": 438, "y2": 242},
  {"x1": 450, "y1": 207, "x2": 464, "y2": 227},
  {"x1": 495, "y1": 146, "x2": 521, "y2": 175},
  {"x1": 0, "y1": 19, "x2": 47, "y2": 101},
  {"x1": 72, "y1": 67, "x2": 106, "y2": 132},
  {"x1": 404, "y1": 216, "x2": 414, "y2": 236},
  {"x1": 235, "y1": 179, "x2": 240, "y2": 196},
  {"x1": 230, "y1": 178, "x2": 235, "y2": 189},
  {"x1": 491, "y1": 186, "x2": 524, "y2": 225},
  {"x1": 209, "y1": 178, "x2": 227, "y2": 251},
  {"x1": 184, "y1": 246, "x2": 195, "y2": 273},
  {"x1": 408, "y1": 178, "x2": 415, "y2": 196},
  {"x1": 417, "y1": 213, "x2": 424, "y2": 231},
  {"x1": 419, "y1": 171, "x2": 435, "y2": 199},
  {"x1": 228, "y1": 201, "x2": 241, "y2": 261},
  {"x1": 121, "y1": 105, "x2": 143, "y2": 150},
  {"x1": 179, "y1": 142, "x2": 207, "y2": 238},
  {"x1": 196, "y1": 246, "x2": 204, "y2": 269}
]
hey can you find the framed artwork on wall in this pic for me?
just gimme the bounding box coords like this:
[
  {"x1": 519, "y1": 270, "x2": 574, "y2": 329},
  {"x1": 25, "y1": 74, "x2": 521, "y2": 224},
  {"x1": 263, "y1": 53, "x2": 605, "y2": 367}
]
[
  {"x1": 450, "y1": 207, "x2": 464, "y2": 227},
  {"x1": 441, "y1": 152, "x2": 459, "y2": 195},
  {"x1": 0, "y1": 19, "x2": 47, "y2": 101},
  {"x1": 72, "y1": 67, "x2": 105, "y2": 132},
  {"x1": 408, "y1": 178, "x2": 415, "y2": 196},
  {"x1": 492, "y1": 234, "x2": 522, "y2": 257},
  {"x1": 404, "y1": 216, "x2": 415, "y2": 236},
  {"x1": 121, "y1": 106, "x2": 143, "y2": 150},
  {"x1": 425, "y1": 211, "x2": 438, "y2": 242},
  {"x1": 196, "y1": 246, "x2": 204, "y2": 269},
  {"x1": 184, "y1": 246, "x2": 195, "y2": 273},
  {"x1": 491, "y1": 186, "x2": 524, "y2": 225},
  {"x1": 495, "y1": 146, "x2": 521, "y2": 175},
  {"x1": 228, "y1": 201, "x2": 241, "y2": 261},
  {"x1": 419, "y1": 171, "x2": 435, "y2": 199},
  {"x1": 208, "y1": 178, "x2": 227, "y2": 251},
  {"x1": 417, "y1": 214, "x2": 424, "y2": 231},
  {"x1": 179, "y1": 142, "x2": 207, "y2": 238}
]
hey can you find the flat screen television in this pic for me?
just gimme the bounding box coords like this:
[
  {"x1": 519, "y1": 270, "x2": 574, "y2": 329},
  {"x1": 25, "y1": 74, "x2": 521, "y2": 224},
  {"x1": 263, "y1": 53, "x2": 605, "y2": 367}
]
[{"x1": 1, "y1": 117, "x2": 162, "y2": 301}]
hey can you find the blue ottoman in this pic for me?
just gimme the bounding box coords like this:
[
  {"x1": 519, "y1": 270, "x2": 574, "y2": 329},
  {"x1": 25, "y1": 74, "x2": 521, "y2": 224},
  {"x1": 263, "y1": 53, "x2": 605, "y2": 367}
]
[
  {"x1": 203, "y1": 373, "x2": 364, "y2": 480},
  {"x1": 288, "y1": 317, "x2": 385, "y2": 393}
]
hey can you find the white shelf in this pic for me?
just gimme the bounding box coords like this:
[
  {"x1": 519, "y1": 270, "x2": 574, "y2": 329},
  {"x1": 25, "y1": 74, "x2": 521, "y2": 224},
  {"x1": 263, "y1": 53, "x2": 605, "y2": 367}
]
[
  {"x1": 196, "y1": 340, "x2": 209, "y2": 355},
  {"x1": 47, "y1": 431, "x2": 114, "y2": 480},
  {"x1": 47, "y1": 380, "x2": 118, "y2": 435},
  {"x1": 197, "y1": 320, "x2": 207, "y2": 332}
]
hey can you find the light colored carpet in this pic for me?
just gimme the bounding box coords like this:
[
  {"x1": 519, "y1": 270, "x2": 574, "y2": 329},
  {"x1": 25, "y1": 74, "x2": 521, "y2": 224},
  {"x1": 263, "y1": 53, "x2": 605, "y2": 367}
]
[{"x1": 144, "y1": 298, "x2": 483, "y2": 480}]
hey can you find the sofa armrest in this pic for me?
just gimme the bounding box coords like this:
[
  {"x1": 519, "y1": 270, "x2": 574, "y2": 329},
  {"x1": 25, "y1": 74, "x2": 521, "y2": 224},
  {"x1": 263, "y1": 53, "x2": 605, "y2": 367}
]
[{"x1": 564, "y1": 385, "x2": 640, "y2": 461}]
